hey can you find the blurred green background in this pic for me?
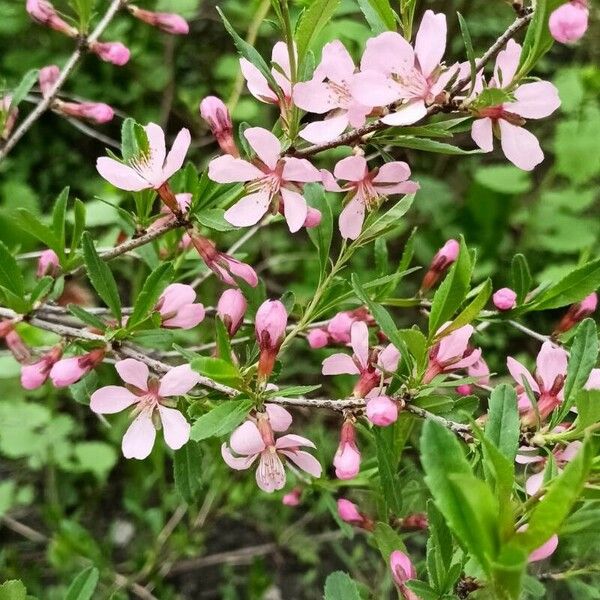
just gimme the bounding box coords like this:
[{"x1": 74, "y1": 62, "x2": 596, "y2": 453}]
[{"x1": 0, "y1": 0, "x2": 599, "y2": 598}]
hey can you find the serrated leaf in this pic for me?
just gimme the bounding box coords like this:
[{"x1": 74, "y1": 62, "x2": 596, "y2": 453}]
[
  {"x1": 190, "y1": 399, "x2": 253, "y2": 442},
  {"x1": 323, "y1": 571, "x2": 361, "y2": 600},
  {"x1": 12, "y1": 209, "x2": 61, "y2": 253},
  {"x1": 191, "y1": 356, "x2": 241, "y2": 384},
  {"x1": 127, "y1": 262, "x2": 173, "y2": 328},
  {"x1": 52, "y1": 187, "x2": 69, "y2": 252},
  {"x1": 0, "y1": 241, "x2": 25, "y2": 299},
  {"x1": 511, "y1": 254, "x2": 532, "y2": 305},
  {"x1": 485, "y1": 384, "x2": 520, "y2": 463},
  {"x1": 68, "y1": 305, "x2": 107, "y2": 331},
  {"x1": 374, "y1": 426, "x2": 403, "y2": 517}
]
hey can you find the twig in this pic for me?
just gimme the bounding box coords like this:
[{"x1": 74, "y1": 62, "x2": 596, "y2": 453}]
[
  {"x1": 0, "y1": 0, "x2": 126, "y2": 162},
  {"x1": 507, "y1": 319, "x2": 550, "y2": 344}
]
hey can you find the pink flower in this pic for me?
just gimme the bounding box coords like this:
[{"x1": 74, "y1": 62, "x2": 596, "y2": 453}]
[
  {"x1": 128, "y1": 5, "x2": 189, "y2": 35},
  {"x1": 293, "y1": 41, "x2": 374, "y2": 143},
  {"x1": 155, "y1": 284, "x2": 205, "y2": 329},
  {"x1": 21, "y1": 346, "x2": 63, "y2": 390},
  {"x1": 5, "y1": 330, "x2": 31, "y2": 363},
  {"x1": 217, "y1": 289, "x2": 247, "y2": 336},
  {"x1": 26, "y1": 0, "x2": 77, "y2": 36},
  {"x1": 1, "y1": 96, "x2": 18, "y2": 141},
  {"x1": 36, "y1": 249, "x2": 59, "y2": 278},
  {"x1": 303, "y1": 208, "x2": 322, "y2": 228},
  {"x1": 221, "y1": 404, "x2": 321, "y2": 492},
  {"x1": 199, "y1": 96, "x2": 238, "y2": 157},
  {"x1": 470, "y1": 40, "x2": 560, "y2": 171},
  {"x1": 241, "y1": 42, "x2": 294, "y2": 108},
  {"x1": 307, "y1": 328, "x2": 329, "y2": 349},
  {"x1": 333, "y1": 420, "x2": 361, "y2": 480},
  {"x1": 554, "y1": 292, "x2": 597, "y2": 334},
  {"x1": 208, "y1": 127, "x2": 321, "y2": 232},
  {"x1": 191, "y1": 236, "x2": 258, "y2": 288},
  {"x1": 89, "y1": 41, "x2": 131, "y2": 66},
  {"x1": 322, "y1": 156, "x2": 419, "y2": 240},
  {"x1": 148, "y1": 193, "x2": 192, "y2": 231},
  {"x1": 97, "y1": 122, "x2": 190, "y2": 191},
  {"x1": 90, "y1": 359, "x2": 199, "y2": 459},
  {"x1": 39, "y1": 65, "x2": 60, "y2": 99},
  {"x1": 282, "y1": 487, "x2": 302, "y2": 506},
  {"x1": 322, "y1": 321, "x2": 400, "y2": 398},
  {"x1": 389, "y1": 550, "x2": 419, "y2": 599},
  {"x1": 549, "y1": 1, "x2": 588, "y2": 44},
  {"x1": 517, "y1": 525, "x2": 559, "y2": 562},
  {"x1": 421, "y1": 239, "x2": 459, "y2": 291},
  {"x1": 56, "y1": 101, "x2": 114, "y2": 124},
  {"x1": 327, "y1": 308, "x2": 372, "y2": 344},
  {"x1": 352, "y1": 10, "x2": 454, "y2": 127},
  {"x1": 256, "y1": 299, "x2": 287, "y2": 379},
  {"x1": 337, "y1": 498, "x2": 363, "y2": 523},
  {"x1": 456, "y1": 356, "x2": 489, "y2": 395},
  {"x1": 493, "y1": 287, "x2": 517, "y2": 311},
  {"x1": 424, "y1": 324, "x2": 481, "y2": 384},
  {"x1": 366, "y1": 395, "x2": 398, "y2": 427},
  {"x1": 50, "y1": 348, "x2": 105, "y2": 387}
]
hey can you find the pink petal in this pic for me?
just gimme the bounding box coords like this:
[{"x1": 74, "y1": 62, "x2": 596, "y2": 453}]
[
  {"x1": 507, "y1": 81, "x2": 561, "y2": 119},
  {"x1": 255, "y1": 452, "x2": 286, "y2": 492},
  {"x1": 322, "y1": 353, "x2": 360, "y2": 375},
  {"x1": 162, "y1": 303, "x2": 205, "y2": 329},
  {"x1": 494, "y1": 39, "x2": 521, "y2": 88},
  {"x1": 375, "y1": 180, "x2": 419, "y2": 195},
  {"x1": 415, "y1": 10, "x2": 447, "y2": 78},
  {"x1": 272, "y1": 41, "x2": 292, "y2": 83},
  {"x1": 471, "y1": 117, "x2": 494, "y2": 152},
  {"x1": 536, "y1": 341, "x2": 568, "y2": 392},
  {"x1": 584, "y1": 368, "x2": 600, "y2": 390},
  {"x1": 208, "y1": 155, "x2": 264, "y2": 183},
  {"x1": 321, "y1": 169, "x2": 344, "y2": 192},
  {"x1": 350, "y1": 70, "x2": 401, "y2": 107},
  {"x1": 280, "y1": 187, "x2": 308, "y2": 233},
  {"x1": 221, "y1": 443, "x2": 259, "y2": 470},
  {"x1": 158, "y1": 405, "x2": 190, "y2": 450},
  {"x1": 280, "y1": 450, "x2": 322, "y2": 477},
  {"x1": 265, "y1": 403, "x2": 292, "y2": 432},
  {"x1": 230, "y1": 421, "x2": 266, "y2": 455},
  {"x1": 346, "y1": 101, "x2": 370, "y2": 128},
  {"x1": 381, "y1": 100, "x2": 428, "y2": 126},
  {"x1": 162, "y1": 128, "x2": 191, "y2": 180},
  {"x1": 373, "y1": 161, "x2": 411, "y2": 184},
  {"x1": 298, "y1": 114, "x2": 349, "y2": 144},
  {"x1": 378, "y1": 344, "x2": 400, "y2": 372},
  {"x1": 115, "y1": 358, "x2": 149, "y2": 390},
  {"x1": 333, "y1": 155, "x2": 367, "y2": 182},
  {"x1": 293, "y1": 79, "x2": 337, "y2": 114},
  {"x1": 224, "y1": 190, "x2": 271, "y2": 227},
  {"x1": 525, "y1": 471, "x2": 545, "y2": 496},
  {"x1": 317, "y1": 40, "x2": 355, "y2": 84},
  {"x1": 529, "y1": 535, "x2": 558, "y2": 563},
  {"x1": 96, "y1": 157, "x2": 149, "y2": 191},
  {"x1": 515, "y1": 449, "x2": 544, "y2": 464},
  {"x1": 360, "y1": 32, "x2": 414, "y2": 76},
  {"x1": 240, "y1": 58, "x2": 277, "y2": 103},
  {"x1": 507, "y1": 357, "x2": 540, "y2": 393},
  {"x1": 90, "y1": 385, "x2": 139, "y2": 414},
  {"x1": 158, "y1": 364, "x2": 200, "y2": 396},
  {"x1": 339, "y1": 195, "x2": 366, "y2": 240},
  {"x1": 282, "y1": 157, "x2": 321, "y2": 182},
  {"x1": 436, "y1": 325, "x2": 474, "y2": 363},
  {"x1": 244, "y1": 127, "x2": 281, "y2": 170},
  {"x1": 351, "y1": 321, "x2": 370, "y2": 370},
  {"x1": 276, "y1": 434, "x2": 316, "y2": 449},
  {"x1": 122, "y1": 410, "x2": 156, "y2": 459},
  {"x1": 159, "y1": 283, "x2": 196, "y2": 315},
  {"x1": 451, "y1": 347, "x2": 482, "y2": 370},
  {"x1": 557, "y1": 441, "x2": 582, "y2": 463},
  {"x1": 499, "y1": 121, "x2": 544, "y2": 171},
  {"x1": 144, "y1": 122, "x2": 167, "y2": 176}
]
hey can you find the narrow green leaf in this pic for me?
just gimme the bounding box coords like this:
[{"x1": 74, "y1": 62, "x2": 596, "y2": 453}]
[
  {"x1": 457, "y1": 13, "x2": 476, "y2": 95},
  {"x1": 68, "y1": 305, "x2": 107, "y2": 331},
  {"x1": 563, "y1": 319, "x2": 598, "y2": 406},
  {"x1": 485, "y1": 384, "x2": 520, "y2": 463},
  {"x1": 12, "y1": 208, "x2": 61, "y2": 253},
  {"x1": 71, "y1": 198, "x2": 86, "y2": 254},
  {"x1": 9, "y1": 69, "x2": 39, "y2": 111},
  {"x1": 65, "y1": 566, "x2": 99, "y2": 600},
  {"x1": 356, "y1": 0, "x2": 397, "y2": 33},
  {"x1": 52, "y1": 187, "x2": 69, "y2": 251},
  {"x1": 306, "y1": 183, "x2": 333, "y2": 276},
  {"x1": 443, "y1": 278, "x2": 492, "y2": 335},
  {"x1": 357, "y1": 194, "x2": 414, "y2": 245},
  {"x1": 374, "y1": 427, "x2": 403, "y2": 517},
  {"x1": 323, "y1": 571, "x2": 361, "y2": 600},
  {"x1": 173, "y1": 441, "x2": 203, "y2": 502},
  {"x1": 379, "y1": 135, "x2": 482, "y2": 155},
  {"x1": 190, "y1": 400, "x2": 253, "y2": 442},
  {"x1": 295, "y1": 0, "x2": 341, "y2": 63},
  {"x1": 574, "y1": 389, "x2": 600, "y2": 431},
  {"x1": 128, "y1": 263, "x2": 173, "y2": 328},
  {"x1": 510, "y1": 254, "x2": 532, "y2": 305},
  {"x1": 191, "y1": 356, "x2": 241, "y2": 384},
  {"x1": 0, "y1": 241, "x2": 24, "y2": 299}
]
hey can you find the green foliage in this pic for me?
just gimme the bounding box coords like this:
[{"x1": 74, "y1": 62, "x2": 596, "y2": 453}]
[
  {"x1": 323, "y1": 571, "x2": 361, "y2": 600},
  {"x1": 189, "y1": 399, "x2": 253, "y2": 442}
]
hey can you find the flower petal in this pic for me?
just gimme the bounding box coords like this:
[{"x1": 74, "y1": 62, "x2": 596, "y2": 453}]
[
  {"x1": 360, "y1": 31, "x2": 414, "y2": 76},
  {"x1": 499, "y1": 121, "x2": 544, "y2": 171},
  {"x1": 265, "y1": 403, "x2": 292, "y2": 432},
  {"x1": 338, "y1": 195, "x2": 365, "y2": 240},
  {"x1": 507, "y1": 81, "x2": 561, "y2": 119},
  {"x1": 255, "y1": 452, "x2": 286, "y2": 492},
  {"x1": 158, "y1": 364, "x2": 200, "y2": 396},
  {"x1": 529, "y1": 534, "x2": 558, "y2": 563},
  {"x1": 280, "y1": 187, "x2": 308, "y2": 233},
  {"x1": 293, "y1": 79, "x2": 337, "y2": 113},
  {"x1": 90, "y1": 385, "x2": 139, "y2": 414},
  {"x1": 282, "y1": 157, "x2": 321, "y2": 182},
  {"x1": 162, "y1": 128, "x2": 191, "y2": 180},
  {"x1": 144, "y1": 122, "x2": 167, "y2": 176},
  {"x1": 415, "y1": 10, "x2": 447, "y2": 78},
  {"x1": 281, "y1": 450, "x2": 322, "y2": 477},
  {"x1": 333, "y1": 155, "x2": 367, "y2": 182},
  {"x1": 322, "y1": 353, "x2": 360, "y2": 375},
  {"x1": 221, "y1": 443, "x2": 259, "y2": 470},
  {"x1": 317, "y1": 40, "x2": 355, "y2": 84},
  {"x1": 507, "y1": 356, "x2": 540, "y2": 393},
  {"x1": 381, "y1": 100, "x2": 427, "y2": 126},
  {"x1": 158, "y1": 283, "x2": 196, "y2": 315},
  {"x1": 276, "y1": 434, "x2": 316, "y2": 449},
  {"x1": 536, "y1": 341, "x2": 568, "y2": 392},
  {"x1": 158, "y1": 405, "x2": 190, "y2": 450},
  {"x1": 230, "y1": 421, "x2": 266, "y2": 455},
  {"x1": 244, "y1": 127, "x2": 281, "y2": 170},
  {"x1": 208, "y1": 155, "x2": 264, "y2": 183},
  {"x1": 115, "y1": 358, "x2": 149, "y2": 390},
  {"x1": 378, "y1": 344, "x2": 400, "y2": 372},
  {"x1": 122, "y1": 410, "x2": 156, "y2": 459},
  {"x1": 298, "y1": 114, "x2": 349, "y2": 144},
  {"x1": 96, "y1": 157, "x2": 149, "y2": 191},
  {"x1": 494, "y1": 39, "x2": 521, "y2": 88},
  {"x1": 162, "y1": 303, "x2": 205, "y2": 329},
  {"x1": 436, "y1": 324, "x2": 474, "y2": 363},
  {"x1": 471, "y1": 117, "x2": 494, "y2": 152},
  {"x1": 240, "y1": 58, "x2": 277, "y2": 103},
  {"x1": 224, "y1": 190, "x2": 271, "y2": 227},
  {"x1": 351, "y1": 321, "x2": 370, "y2": 370},
  {"x1": 350, "y1": 70, "x2": 401, "y2": 107},
  {"x1": 373, "y1": 161, "x2": 411, "y2": 184}
]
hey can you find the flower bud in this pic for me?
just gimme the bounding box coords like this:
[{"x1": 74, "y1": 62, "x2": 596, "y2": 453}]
[
  {"x1": 39, "y1": 65, "x2": 60, "y2": 99},
  {"x1": 327, "y1": 311, "x2": 355, "y2": 344},
  {"x1": 390, "y1": 550, "x2": 418, "y2": 596},
  {"x1": 282, "y1": 488, "x2": 301, "y2": 506},
  {"x1": 303, "y1": 207, "x2": 322, "y2": 228},
  {"x1": 49, "y1": 349, "x2": 105, "y2": 387},
  {"x1": 199, "y1": 96, "x2": 238, "y2": 157},
  {"x1": 128, "y1": 5, "x2": 189, "y2": 35},
  {"x1": 366, "y1": 396, "x2": 398, "y2": 427},
  {"x1": 217, "y1": 289, "x2": 247, "y2": 336},
  {"x1": 89, "y1": 41, "x2": 131, "y2": 66},
  {"x1": 554, "y1": 292, "x2": 597, "y2": 335},
  {"x1": 307, "y1": 328, "x2": 329, "y2": 349},
  {"x1": 56, "y1": 101, "x2": 114, "y2": 124},
  {"x1": 549, "y1": 1, "x2": 588, "y2": 44},
  {"x1": 156, "y1": 283, "x2": 205, "y2": 330},
  {"x1": 255, "y1": 300, "x2": 287, "y2": 379},
  {"x1": 401, "y1": 513, "x2": 428, "y2": 530},
  {"x1": 337, "y1": 498, "x2": 362, "y2": 523},
  {"x1": 333, "y1": 420, "x2": 361, "y2": 480},
  {"x1": 26, "y1": 0, "x2": 77, "y2": 36},
  {"x1": 493, "y1": 287, "x2": 517, "y2": 311},
  {"x1": 5, "y1": 330, "x2": 31, "y2": 363},
  {"x1": 421, "y1": 239, "x2": 460, "y2": 291},
  {"x1": 36, "y1": 249, "x2": 60, "y2": 278},
  {"x1": 456, "y1": 384, "x2": 472, "y2": 395},
  {"x1": 21, "y1": 346, "x2": 63, "y2": 389}
]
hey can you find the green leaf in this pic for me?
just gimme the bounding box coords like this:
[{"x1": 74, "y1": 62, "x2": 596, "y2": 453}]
[
  {"x1": 52, "y1": 187, "x2": 69, "y2": 252},
  {"x1": 323, "y1": 571, "x2": 361, "y2": 600},
  {"x1": 71, "y1": 199, "x2": 86, "y2": 254},
  {"x1": 68, "y1": 305, "x2": 107, "y2": 331},
  {"x1": 190, "y1": 400, "x2": 253, "y2": 442},
  {"x1": 191, "y1": 356, "x2": 241, "y2": 384},
  {"x1": 0, "y1": 241, "x2": 25, "y2": 299},
  {"x1": 173, "y1": 441, "x2": 203, "y2": 502},
  {"x1": 426, "y1": 500, "x2": 455, "y2": 593},
  {"x1": 12, "y1": 209, "x2": 61, "y2": 254},
  {"x1": 531, "y1": 257, "x2": 600, "y2": 310},
  {"x1": 65, "y1": 566, "x2": 99, "y2": 600},
  {"x1": 81, "y1": 232, "x2": 122, "y2": 322},
  {"x1": 357, "y1": 194, "x2": 414, "y2": 244},
  {"x1": 428, "y1": 237, "x2": 472, "y2": 336},
  {"x1": 485, "y1": 384, "x2": 520, "y2": 463},
  {"x1": 9, "y1": 69, "x2": 39, "y2": 111},
  {"x1": 195, "y1": 208, "x2": 237, "y2": 232},
  {"x1": 120, "y1": 118, "x2": 149, "y2": 162},
  {"x1": 380, "y1": 135, "x2": 482, "y2": 155},
  {"x1": 563, "y1": 319, "x2": 598, "y2": 406},
  {"x1": 73, "y1": 442, "x2": 116, "y2": 479},
  {"x1": 374, "y1": 427, "x2": 403, "y2": 517},
  {"x1": 0, "y1": 580, "x2": 27, "y2": 600},
  {"x1": 510, "y1": 254, "x2": 532, "y2": 305},
  {"x1": 127, "y1": 263, "x2": 173, "y2": 328},
  {"x1": 295, "y1": 0, "x2": 341, "y2": 64},
  {"x1": 306, "y1": 183, "x2": 333, "y2": 276},
  {"x1": 356, "y1": 0, "x2": 397, "y2": 33},
  {"x1": 574, "y1": 389, "x2": 600, "y2": 431},
  {"x1": 372, "y1": 521, "x2": 405, "y2": 561},
  {"x1": 443, "y1": 278, "x2": 491, "y2": 335},
  {"x1": 457, "y1": 13, "x2": 476, "y2": 95},
  {"x1": 490, "y1": 544, "x2": 528, "y2": 600}
]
